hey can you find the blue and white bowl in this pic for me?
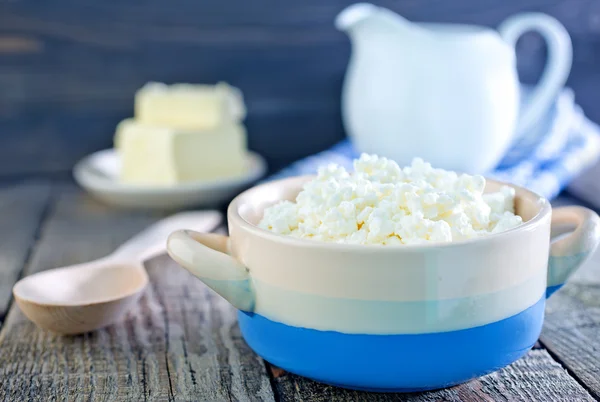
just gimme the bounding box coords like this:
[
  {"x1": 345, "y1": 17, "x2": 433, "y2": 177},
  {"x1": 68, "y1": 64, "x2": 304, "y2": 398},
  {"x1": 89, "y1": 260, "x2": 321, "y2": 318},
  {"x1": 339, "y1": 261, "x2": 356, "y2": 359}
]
[{"x1": 167, "y1": 176, "x2": 600, "y2": 392}]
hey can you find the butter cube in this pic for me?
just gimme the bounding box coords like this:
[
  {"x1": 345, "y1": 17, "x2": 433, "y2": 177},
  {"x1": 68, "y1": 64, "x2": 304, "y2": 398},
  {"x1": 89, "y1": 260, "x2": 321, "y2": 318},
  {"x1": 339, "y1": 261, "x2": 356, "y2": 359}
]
[
  {"x1": 134, "y1": 82, "x2": 245, "y2": 130},
  {"x1": 115, "y1": 119, "x2": 247, "y2": 185}
]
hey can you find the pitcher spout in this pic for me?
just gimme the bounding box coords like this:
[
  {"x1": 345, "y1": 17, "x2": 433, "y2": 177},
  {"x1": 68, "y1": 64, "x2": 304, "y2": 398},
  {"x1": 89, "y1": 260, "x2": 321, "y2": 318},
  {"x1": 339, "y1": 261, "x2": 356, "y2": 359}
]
[
  {"x1": 336, "y1": 3, "x2": 415, "y2": 38},
  {"x1": 335, "y1": 3, "x2": 379, "y2": 31}
]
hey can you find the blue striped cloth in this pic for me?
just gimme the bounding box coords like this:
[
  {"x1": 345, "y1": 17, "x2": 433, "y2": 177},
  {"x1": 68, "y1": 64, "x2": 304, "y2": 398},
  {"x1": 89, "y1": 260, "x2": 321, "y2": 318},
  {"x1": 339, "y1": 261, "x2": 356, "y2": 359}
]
[{"x1": 266, "y1": 86, "x2": 600, "y2": 200}]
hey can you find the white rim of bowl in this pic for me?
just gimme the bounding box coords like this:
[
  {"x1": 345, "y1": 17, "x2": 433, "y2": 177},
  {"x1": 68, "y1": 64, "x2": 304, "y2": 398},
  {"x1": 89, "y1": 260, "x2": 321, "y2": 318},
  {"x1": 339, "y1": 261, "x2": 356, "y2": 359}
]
[{"x1": 228, "y1": 175, "x2": 552, "y2": 251}]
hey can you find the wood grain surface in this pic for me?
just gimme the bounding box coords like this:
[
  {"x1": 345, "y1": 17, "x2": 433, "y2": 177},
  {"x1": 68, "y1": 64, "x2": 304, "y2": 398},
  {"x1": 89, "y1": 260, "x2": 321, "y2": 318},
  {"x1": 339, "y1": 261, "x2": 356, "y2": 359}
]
[
  {"x1": 269, "y1": 348, "x2": 595, "y2": 402},
  {"x1": 541, "y1": 283, "x2": 600, "y2": 399},
  {"x1": 0, "y1": 182, "x2": 599, "y2": 401},
  {"x1": 1, "y1": 0, "x2": 600, "y2": 177},
  {"x1": 0, "y1": 184, "x2": 274, "y2": 401},
  {"x1": 0, "y1": 182, "x2": 51, "y2": 323},
  {"x1": 0, "y1": 257, "x2": 275, "y2": 401}
]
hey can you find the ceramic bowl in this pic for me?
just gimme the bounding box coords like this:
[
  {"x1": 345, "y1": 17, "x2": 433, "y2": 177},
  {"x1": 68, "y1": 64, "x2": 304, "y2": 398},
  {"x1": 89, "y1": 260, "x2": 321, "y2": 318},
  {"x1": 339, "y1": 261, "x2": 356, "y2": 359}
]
[{"x1": 166, "y1": 176, "x2": 600, "y2": 392}]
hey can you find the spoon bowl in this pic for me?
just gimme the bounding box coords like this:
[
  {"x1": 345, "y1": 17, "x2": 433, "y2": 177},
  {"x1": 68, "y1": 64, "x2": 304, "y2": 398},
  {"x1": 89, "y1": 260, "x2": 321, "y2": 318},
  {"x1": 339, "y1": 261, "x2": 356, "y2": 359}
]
[
  {"x1": 12, "y1": 211, "x2": 221, "y2": 335},
  {"x1": 14, "y1": 261, "x2": 148, "y2": 335}
]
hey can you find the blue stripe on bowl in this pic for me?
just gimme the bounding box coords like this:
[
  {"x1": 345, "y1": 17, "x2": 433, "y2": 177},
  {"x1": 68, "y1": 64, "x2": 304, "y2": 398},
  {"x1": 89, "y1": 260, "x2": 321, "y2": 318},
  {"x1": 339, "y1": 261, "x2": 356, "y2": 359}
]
[
  {"x1": 546, "y1": 284, "x2": 563, "y2": 297},
  {"x1": 239, "y1": 296, "x2": 545, "y2": 392}
]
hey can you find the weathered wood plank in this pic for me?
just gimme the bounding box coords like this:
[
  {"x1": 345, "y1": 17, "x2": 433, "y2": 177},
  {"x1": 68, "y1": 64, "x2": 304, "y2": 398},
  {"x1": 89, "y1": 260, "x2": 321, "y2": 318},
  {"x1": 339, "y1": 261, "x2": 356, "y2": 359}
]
[
  {"x1": 269, "y1": 348, "x2": 595, "y2": 401},
  {"x1": 0, "y1": 181, "x2": 51, "y2": 323},
  {"x1": 541, "y1": 283, "x2": 600, "y2": 399},
  {"x1": 0, "y1": 184, "x2": 274, "y2": 401}
]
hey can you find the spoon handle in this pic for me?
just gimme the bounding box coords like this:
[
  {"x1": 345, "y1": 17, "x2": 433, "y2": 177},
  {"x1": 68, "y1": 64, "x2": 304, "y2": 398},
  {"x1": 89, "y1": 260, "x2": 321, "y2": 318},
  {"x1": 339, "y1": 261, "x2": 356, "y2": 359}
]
[{"x1": 110, "y1": 211, "x2": 223, "y2": 262}]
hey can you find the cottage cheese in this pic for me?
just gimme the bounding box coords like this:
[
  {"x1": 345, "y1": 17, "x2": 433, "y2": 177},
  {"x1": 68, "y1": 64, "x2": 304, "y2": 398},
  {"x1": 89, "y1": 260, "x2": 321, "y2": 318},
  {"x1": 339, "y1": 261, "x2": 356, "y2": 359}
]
[{"x1": 259, "y1": 154, "x2": 523, "y2": 245}]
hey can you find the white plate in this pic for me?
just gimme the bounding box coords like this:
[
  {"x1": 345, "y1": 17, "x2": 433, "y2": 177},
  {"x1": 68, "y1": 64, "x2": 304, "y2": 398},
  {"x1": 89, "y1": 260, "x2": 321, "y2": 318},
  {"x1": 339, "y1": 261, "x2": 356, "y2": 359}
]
[{"x1": 73, "y1": 149, "x2": 267, "y2": 210}]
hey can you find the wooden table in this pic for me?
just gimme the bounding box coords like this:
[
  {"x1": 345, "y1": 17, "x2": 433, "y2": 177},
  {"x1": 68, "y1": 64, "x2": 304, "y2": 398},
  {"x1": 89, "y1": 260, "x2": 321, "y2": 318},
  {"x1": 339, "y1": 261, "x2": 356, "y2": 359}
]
[{"x1": 0, "y1": 181, "x2": 599, "y2": 401}]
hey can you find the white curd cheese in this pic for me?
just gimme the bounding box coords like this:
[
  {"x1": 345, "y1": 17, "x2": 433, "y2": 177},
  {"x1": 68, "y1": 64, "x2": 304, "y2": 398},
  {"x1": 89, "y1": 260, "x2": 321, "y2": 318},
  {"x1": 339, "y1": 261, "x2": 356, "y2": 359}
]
[{"x1": 259, "y1": 154, "x2": 523, "y2": 245}]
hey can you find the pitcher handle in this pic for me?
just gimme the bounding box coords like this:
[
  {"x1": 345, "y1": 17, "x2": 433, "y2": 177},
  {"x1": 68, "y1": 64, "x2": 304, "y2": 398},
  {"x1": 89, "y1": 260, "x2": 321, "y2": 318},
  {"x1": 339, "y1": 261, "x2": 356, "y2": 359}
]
[
  {"x1": 498, "y1": 13, "x2": 572, "y2": 136},
  {"x1": 167, "y1": 230, "x2": 255, "y2": 311},
  {"x1": 547, "y1": 206, "x2": 600, "y2": 297}
]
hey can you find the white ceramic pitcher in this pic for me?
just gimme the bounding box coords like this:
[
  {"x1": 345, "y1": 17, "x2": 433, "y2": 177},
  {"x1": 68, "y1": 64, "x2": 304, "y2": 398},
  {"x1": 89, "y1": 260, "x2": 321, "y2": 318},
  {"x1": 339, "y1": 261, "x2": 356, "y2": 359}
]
[{"x1": 336, "y1": 3, "x2": 572, "y2": 173}]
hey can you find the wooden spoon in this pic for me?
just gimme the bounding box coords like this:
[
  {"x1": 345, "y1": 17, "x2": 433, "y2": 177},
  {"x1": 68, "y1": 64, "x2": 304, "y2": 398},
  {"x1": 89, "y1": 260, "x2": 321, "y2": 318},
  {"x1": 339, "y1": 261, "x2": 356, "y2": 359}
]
[{"x1": 12, "y1": 211, "x2": 222, "y2": 335}]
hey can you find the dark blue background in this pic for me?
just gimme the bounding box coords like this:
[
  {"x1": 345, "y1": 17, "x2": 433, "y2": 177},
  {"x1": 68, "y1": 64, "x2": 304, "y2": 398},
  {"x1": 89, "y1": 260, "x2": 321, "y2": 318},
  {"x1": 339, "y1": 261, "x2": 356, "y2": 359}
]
[{"x1": 0, "y1": 0, "x2": 598, "y2": 178}]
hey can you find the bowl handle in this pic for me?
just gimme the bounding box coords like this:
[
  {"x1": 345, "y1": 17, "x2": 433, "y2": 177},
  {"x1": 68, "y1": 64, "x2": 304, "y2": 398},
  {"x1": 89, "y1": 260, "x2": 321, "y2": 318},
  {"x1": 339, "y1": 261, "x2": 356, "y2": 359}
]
[
  {"x1": 167, "y1": 230, "x2": 254, "y2": 311},
  {"x1": 547, "y1": 206, "x2": 600, "y2": 297}
]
